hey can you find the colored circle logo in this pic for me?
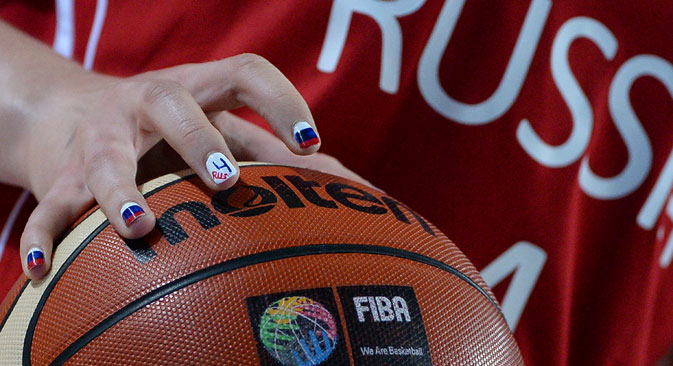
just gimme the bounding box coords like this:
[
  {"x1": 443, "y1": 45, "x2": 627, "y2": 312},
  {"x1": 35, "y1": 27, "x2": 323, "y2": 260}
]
[{"x1": 259, "y1": 296, "x2": 338, "y2": 365}]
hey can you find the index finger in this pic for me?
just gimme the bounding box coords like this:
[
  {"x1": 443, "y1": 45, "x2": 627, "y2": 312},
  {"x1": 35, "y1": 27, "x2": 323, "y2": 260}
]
[{"x1": 151, "y1": 54, "x2": 321, "y2": 155}]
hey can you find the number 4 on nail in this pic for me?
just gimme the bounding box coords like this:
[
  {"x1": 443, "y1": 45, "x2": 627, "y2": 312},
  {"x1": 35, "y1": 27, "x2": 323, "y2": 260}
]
[{"x1": 207, "y1": 152, "x2": 237, "y2": 185}]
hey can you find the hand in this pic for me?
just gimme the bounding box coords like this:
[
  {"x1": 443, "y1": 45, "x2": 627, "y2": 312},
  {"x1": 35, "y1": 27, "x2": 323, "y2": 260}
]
[
  {"x1": 136, "y1": 112, "x2": 371, "y2": 187},
  {"x1": 17, "y1": 54, "x2": 362, "y2": 280}
]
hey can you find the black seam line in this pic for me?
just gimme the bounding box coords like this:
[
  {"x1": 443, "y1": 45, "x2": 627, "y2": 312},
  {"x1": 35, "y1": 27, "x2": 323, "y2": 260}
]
[
  {"x1": 23, "y1": 175, "x2": 193, "y2": 365},
  {"x1": 51, "y1": 243, "x2": 502, "y2": 364},
  {"x1": 0, "y1": 279, "x2": 30, "y2": 333},
  {"x1": 12, "y1": 164, "x2": 358, "y2": 339},
  {"x1": 21, "y1": 166, "x2": 456, "y2": 364},
  {"x1": 23, "y1": 220, "x2": 109, "y2": 366},
  {"x1": 23, "y1": 167, "x2": 275, "y2": 365}
]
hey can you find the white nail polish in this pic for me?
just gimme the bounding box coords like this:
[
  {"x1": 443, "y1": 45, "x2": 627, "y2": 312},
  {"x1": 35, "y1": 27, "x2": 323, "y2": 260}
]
[{"x1": 206, "y1": 152, "x2": 237, "y2": 184}]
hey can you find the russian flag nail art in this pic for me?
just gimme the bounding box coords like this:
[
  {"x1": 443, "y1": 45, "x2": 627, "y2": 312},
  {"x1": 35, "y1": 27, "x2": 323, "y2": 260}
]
[
  {"x1": 293, "y1": 121, "x2": 319, "y2": 148},
  {"x1": 121, "y1": 202, "x2": 145, "y2": 226},
  {"x1": 27, "y1": 248, "x2": 45, "y2": 271}
]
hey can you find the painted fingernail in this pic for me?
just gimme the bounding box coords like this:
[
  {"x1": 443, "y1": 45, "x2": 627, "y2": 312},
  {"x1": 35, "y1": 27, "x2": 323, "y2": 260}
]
[
  {"x1": 27, "y1": 248, "x2": 45, "y2": 271},
  {"x1": 207, "y1": 152, "x2": 237, "y2": 184},
  {"x1": 121, "y1": 202, "x2": 146, "y2": 226},
  {"x1": 293, "y1": 121, "x2": 319, "y2": 149}
]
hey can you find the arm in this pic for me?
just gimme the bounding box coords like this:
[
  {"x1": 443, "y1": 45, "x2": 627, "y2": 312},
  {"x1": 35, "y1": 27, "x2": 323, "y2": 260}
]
[
  {"x1": 0, "y1": 21, "x2": 369, "y2": 279},
  {"x1": 0, "y1": 20, "x2": 96, "y2": 188}
]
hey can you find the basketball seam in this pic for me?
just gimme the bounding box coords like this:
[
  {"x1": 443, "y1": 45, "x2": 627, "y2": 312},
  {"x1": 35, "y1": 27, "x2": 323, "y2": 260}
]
[
  {"x1": 50, "y1": 243, "x2": 503, "y2": 364},
  {"x1": 14, "y1": 166, "x2": 498, "y2": 365},
  {"x1": 21, "y1": 171, "x2": 227, "y2": 365},
  {"x1": 23, "y1": 220, "x2": 108, "y2": 366},
  {"x1": 0, "y1": 279, "x2": 30, "y2": 334}
]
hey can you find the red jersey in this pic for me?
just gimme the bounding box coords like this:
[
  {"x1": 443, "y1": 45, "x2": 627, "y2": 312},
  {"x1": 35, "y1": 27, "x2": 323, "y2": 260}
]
[{"x1": 2, "y1": 1, "x2": 673, "y2": 364}]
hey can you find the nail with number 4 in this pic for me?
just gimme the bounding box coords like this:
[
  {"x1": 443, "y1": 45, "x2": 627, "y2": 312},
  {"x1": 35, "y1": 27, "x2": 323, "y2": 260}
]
[{"x1": 207, "y1": 152, "x2": 237, "y2": 184}]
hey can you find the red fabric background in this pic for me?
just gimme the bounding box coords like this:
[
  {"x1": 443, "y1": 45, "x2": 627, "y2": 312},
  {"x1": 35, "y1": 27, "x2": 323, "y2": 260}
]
[{"x1": 2, "y1": 1, "x2": 673, "y2": 364}]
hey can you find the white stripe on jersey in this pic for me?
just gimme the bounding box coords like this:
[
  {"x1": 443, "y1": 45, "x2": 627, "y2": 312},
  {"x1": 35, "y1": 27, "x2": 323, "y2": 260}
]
[
  {"x1": 0, "y1": 190, "x2": 30, "y2": 262},
  {"x1": 53, "y1": 0, "x2": 74, "y2": 58},
  {"x1": 84, "y1": 0, "x2": 108, "y2": 70}
]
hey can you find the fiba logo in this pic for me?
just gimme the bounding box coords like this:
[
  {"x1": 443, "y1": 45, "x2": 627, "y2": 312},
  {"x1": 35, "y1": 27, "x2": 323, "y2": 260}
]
[{"x1": 259, "y1": 296, "x2": 338, "y2": 366}]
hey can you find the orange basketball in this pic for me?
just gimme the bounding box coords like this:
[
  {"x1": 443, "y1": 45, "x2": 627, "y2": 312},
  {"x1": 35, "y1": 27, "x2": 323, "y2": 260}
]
[{"x1": 0, "y1": 163, "x2": 523, "y2": 365}]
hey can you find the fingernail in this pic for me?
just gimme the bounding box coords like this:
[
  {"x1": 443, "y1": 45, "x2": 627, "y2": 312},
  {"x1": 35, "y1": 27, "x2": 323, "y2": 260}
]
[
  {"x1": 207, "y1": 152, "x2": 237, "y2": 184},
  {"x1": 293, "y1": 121, "x2": 319, "y2": 149},
  {"x1": 120, "y1": 202, "x2": 146, "y2": 226},
  {"x1": 27, "y1": 248, "x2": 45, "y2": 271}
]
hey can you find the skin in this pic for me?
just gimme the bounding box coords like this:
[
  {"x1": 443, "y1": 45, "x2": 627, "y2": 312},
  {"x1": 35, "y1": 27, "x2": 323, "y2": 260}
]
[{"x1": 0, "y1": 21, "x2": 371, "y2": 280}]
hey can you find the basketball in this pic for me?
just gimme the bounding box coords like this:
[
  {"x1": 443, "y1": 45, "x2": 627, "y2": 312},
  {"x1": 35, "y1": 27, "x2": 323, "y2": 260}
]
[{"x1": 0, "y1": 163, "x2": 523, "y2": 365}]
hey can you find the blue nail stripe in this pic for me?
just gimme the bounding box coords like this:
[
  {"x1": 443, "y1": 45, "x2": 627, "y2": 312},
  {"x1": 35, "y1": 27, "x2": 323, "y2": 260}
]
[
  {"x1": 294, "y1": 122, "x2": 319, "y2": 148},
  {"x1": 27, "y1": 248, "x2": 45, "y2": 270},
  {"x1": 121, "y1": 203, "x2": 145, "y2": 226}
]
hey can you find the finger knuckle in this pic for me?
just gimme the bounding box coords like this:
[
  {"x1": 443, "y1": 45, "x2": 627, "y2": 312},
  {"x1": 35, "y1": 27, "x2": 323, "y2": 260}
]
[
  {"x1": 84, "y1": 146, "x2": 121, "y2": 176},
  {"x1": 176, "y1": 117, "x2": 210, "y2": 144},
  {"x1": 101, "y1": 180, "x2": 127, "y2": 203},
  {"x1": 268, "y1": 89, "x2": 297, "y2": 106},
  {"x1": 141, "y1": 79, "x2": 185, "y2": 106},
  {"x1": 78, "y1": 121, "x2": 106, "y2": 145},
  {"x1": 53, "y1": 172, "x2": 88, "y2": 197},
  {"x1": 232, "y1": 53, "x2": 272, "y2": 72}
]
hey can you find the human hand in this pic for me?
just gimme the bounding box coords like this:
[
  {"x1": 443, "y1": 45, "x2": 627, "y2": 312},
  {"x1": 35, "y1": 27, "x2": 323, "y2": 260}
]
[
  {"x1": 136, "y1": 112, "x2": 371, "y2": 188},
  {"x1": 17, "y1": 54, "x2": 359, "y2": 280}
]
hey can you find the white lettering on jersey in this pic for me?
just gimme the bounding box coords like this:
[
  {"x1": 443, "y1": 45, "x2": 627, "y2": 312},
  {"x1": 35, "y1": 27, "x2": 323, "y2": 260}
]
[
  {"x1": 639, "y1": 150, "x2": 673, "y2": 231},
  {"x1": 318, "y1": 1, "x2": 673, "y2": 210},
  {"x1": 0, "y1": 190, "x2": 30, "y2": 263},
  {"x1": 481, "y1": 241, "x2": 546, "y2": 331},
  {"x1": 318, "y1": 0, "x2": 425, "y2": 94},
  {"x1": 659, "y1": 199, "x2": 673, "y2": 267},
  {"x1": 54, "y1": 0, "x2": 75, "y2": 58},
  {"x1": 417, "y1": 0, "x2": 550, "y2": 125},
  {"x1": 634, "y1": 57, "x2": 673, "y2": 229},
  {"x1": 579, "y1": 55, "x2": 665, "y2": 200},
  {"x1": 517, "y1": 17, "x2": 617, "y2": 167},
  {"x1": 317, "y1": 2, "x2": 673, "y2": 271},
  {"x1": 83, "y1": 0, "x2": 109, "y2": 70}
]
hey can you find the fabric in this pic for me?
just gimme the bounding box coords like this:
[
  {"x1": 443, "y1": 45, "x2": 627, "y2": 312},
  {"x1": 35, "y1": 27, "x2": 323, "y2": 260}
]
[{"x1": 1, "y1": 1, "x2": 673, "y2": 364}]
